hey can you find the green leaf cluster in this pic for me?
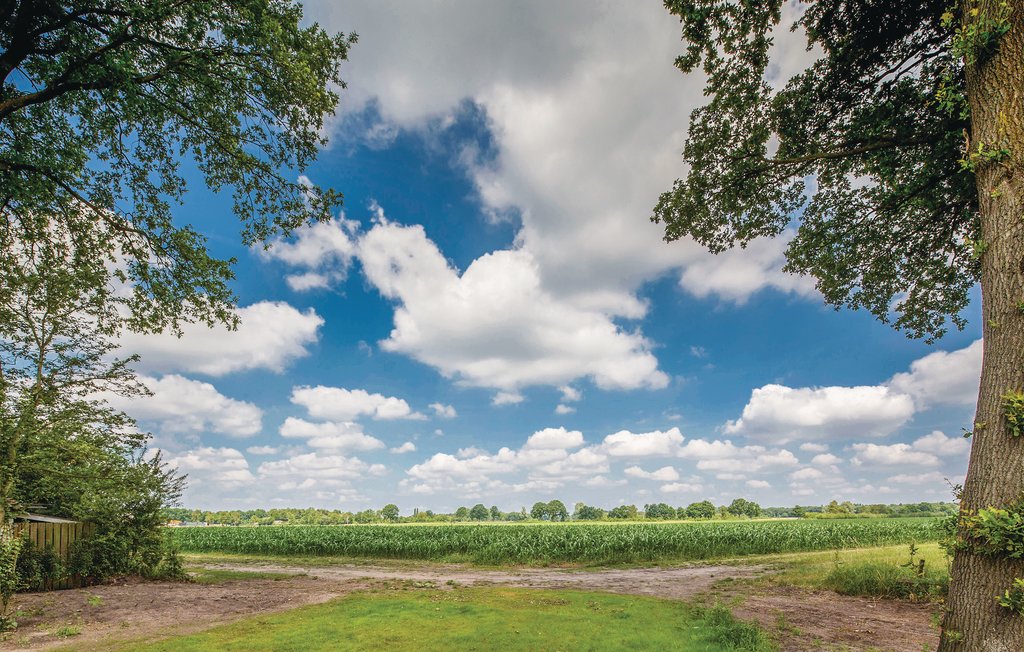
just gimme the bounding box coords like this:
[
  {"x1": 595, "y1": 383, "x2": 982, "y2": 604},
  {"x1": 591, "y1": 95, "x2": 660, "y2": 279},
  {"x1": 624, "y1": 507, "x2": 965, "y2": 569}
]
[
  {"x1": 997, "y1": 578, "x2": 1024, "y2": 614},
  {"x1": 958, "y1": 502, "x2": 1024, "y2": 558},
  {"x1": 960, "y1": 141, "x2": 1012, "y2": 172},
  {"x1": 944, "y1": 1, "x2": 1013, "y2": 65},
  {"x1": 957, "y1": 496, "x2": 1024, "y2": 620},
  {"x1": 1003, "y1": 391, "x2": 1024, "y2": 437},
  {"x1": 686, "y1": 500, "x2": 716, "y2": 519}
]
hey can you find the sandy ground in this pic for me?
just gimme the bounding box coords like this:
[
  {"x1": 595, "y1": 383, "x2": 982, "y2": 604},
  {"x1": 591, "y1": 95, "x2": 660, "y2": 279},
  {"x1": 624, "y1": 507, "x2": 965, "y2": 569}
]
[
  {"x1": 0, "y1": 561, "x2": 940, "y2": 651},
  {"x1": 729, "y1": 585, "x2": 939, "y2": 651}
]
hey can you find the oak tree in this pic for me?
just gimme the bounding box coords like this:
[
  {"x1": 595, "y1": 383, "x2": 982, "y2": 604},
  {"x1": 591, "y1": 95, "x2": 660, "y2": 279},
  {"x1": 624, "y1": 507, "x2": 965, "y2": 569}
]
[{"x1": 654, "y1": 1, "x2": 1023, "y2": 647}]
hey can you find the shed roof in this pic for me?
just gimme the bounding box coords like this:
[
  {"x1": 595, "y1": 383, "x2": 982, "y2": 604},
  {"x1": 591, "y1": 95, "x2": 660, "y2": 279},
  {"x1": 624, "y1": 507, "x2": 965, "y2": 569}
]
[{"x1": 15, "y1": 513, "x2": 80, "y2": 524}]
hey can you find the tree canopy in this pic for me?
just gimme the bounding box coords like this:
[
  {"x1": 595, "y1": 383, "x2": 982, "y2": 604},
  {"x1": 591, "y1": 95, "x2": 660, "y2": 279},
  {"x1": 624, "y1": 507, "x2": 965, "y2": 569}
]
[
  {"x1": 0, "y1": 0, "x2": 355, "y2": 334},
  {"x1": 654, "y1": 0, "x2": 976, "y2": 342},
  {"x1": 685, "y1": 500, "x2": 715, "y2": 520},
  {"x1": 469, "y1": 504, "x2": 489, "y2": 521}
]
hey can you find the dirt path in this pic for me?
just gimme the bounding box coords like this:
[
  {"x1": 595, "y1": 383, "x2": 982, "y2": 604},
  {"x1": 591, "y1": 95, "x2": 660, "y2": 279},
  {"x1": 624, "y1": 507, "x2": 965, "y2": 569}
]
[
  {"x1": 196, "y1": 560, "x2": 766, "y2": 600},
  {"x1": 0, "y1": 561, "x2": 940, "y2": 651}
]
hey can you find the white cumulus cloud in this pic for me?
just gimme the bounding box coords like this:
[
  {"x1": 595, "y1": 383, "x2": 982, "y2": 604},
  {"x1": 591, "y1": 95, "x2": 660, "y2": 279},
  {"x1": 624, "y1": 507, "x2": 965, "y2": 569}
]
[
  {"x1": 429, "y1": 402, "x2": 458, "y2": 418},
  {"x1": 359, "y1": 219, "x2": 669, "y2": 391},
  {"x1": 887, "y1": 340, "x2": 982, "y2": 408},
  {"x1": 264, "y1": 1, "x2": 819, "y2": 398},
  {"x1": 260, "y1": 219, "x2": 359, "y2": 291},
  {"x1": 524, "y1": 427, "x2": 584, "y2": 450},
  {"x1": 279, "y1": 417, "x2": 386, "y2": 452},
  {"x1": 601, "y1": 428, "x2": 684, "y2": 457},
  {"x1": 624, "y1": 465, "x2": 680, "y2": 481},
  {"x1": 559, "y1": 385, "x2": 582, "y2": 402},
  {"x1": 799, "y1": 443, "x2": 829, "y2": 453},
  {"x1": 909, "y1": 431, "x2": 970, "y2": 457},
  {"x1": 811, "y1": 453, "x2": 842, "y2": 466},
  {"x1": 164, "y1": 447, "x2": 256, "y2": 489},
  {"x1": 492, "y1": 391, "x2": 526, "y2": 406},
  {"x1": 724, "y1": 384, "x2": 915, "y2": 443},
  {"x1": 107, "y1": 374, "x2": 262, "y2": 438},
  {"x1": 661, "y1": 482, "x2": 702, "y2": 493},
  {"x1": 120, "y1": 302, "x2": 323, "y2": 376},
  {"x1": 850, "y1": 443, "x2": 940, "y2": 467},
  {"x1": 246, "y1": 446, "x2": 280, "y2": 455},
  {"x1": 678, "y1": 438, "x2": 799, "y2": 473},
  {"x1": 258, "y1": 452, "x2": 387, "y2": 484},
  {"x1": 291, "y1": 385, "x2": 424, "y2": 421}
]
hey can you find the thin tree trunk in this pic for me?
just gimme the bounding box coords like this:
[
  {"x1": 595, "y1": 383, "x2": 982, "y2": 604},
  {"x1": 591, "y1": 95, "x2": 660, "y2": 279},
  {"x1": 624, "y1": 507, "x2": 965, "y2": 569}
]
[
  {"x1": 0, "y1": 353, "x2": 10, "y2": 526},
  {"x1": 940, "y1": 0, "x2": 1024, "y2": 648}
]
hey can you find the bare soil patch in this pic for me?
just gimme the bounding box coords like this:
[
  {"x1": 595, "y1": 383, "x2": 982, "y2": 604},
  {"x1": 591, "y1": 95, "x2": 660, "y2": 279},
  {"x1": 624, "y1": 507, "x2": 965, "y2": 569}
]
[
  {"x1": 0, "y1": 561, "x2": 940, "y2": 651},
  {"x1": 729, "y1": 585, "x2": 940, "y2": 652},
  {"x1": 0, "y1": 575, "x2": 361, "y2": 650}
]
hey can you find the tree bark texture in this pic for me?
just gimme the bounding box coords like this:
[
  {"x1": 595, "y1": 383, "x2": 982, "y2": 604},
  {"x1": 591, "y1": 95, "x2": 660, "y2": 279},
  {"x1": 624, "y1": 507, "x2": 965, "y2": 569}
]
[{"x1": 940, "y1": 0, "x2": 1024, "y2": 649}]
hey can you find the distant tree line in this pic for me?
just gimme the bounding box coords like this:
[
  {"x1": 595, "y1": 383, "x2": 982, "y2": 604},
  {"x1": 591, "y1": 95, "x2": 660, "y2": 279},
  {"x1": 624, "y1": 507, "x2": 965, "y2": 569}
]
[
  {"x1": 788, "y1": 500, "x2": 957, "y2": 519},
  {"x1": 162, "y1": 499, "x2": 956, "y2": 526}
]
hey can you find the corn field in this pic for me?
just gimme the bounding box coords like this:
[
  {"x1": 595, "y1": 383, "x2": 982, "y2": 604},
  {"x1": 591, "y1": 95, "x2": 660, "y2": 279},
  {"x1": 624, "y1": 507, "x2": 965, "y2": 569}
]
[{"x1": 171, "y1": 518, "x2": 943, "y2": 565}]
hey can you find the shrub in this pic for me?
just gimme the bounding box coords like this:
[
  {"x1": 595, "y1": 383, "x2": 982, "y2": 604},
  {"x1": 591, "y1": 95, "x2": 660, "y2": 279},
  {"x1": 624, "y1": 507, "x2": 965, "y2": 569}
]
[
  {"x1": 0, "y1": 528, "x2": 23, "y2": 632},
  {"x1": 14, "y1": 540, "x2": 65, "y2": 591},
  {"x1": 67, "y1": 532, "x2": 130, "y2": 581},
  {"x1": 149, "y1": 535, "x2": 189, "y2": 581}
]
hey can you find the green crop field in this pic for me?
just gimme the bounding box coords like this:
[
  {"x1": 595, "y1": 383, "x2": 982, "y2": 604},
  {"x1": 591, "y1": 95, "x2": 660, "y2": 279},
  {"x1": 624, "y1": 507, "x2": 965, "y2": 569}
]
[{"x1": 170, "y1": 517, "x2": 942, "y2": 565}]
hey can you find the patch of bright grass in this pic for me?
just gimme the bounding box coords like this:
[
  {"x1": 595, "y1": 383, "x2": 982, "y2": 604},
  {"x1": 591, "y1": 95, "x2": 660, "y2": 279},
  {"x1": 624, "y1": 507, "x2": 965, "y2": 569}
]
[
  {"x1": 750, "y1": 543, "x2": 950, "y2": 602},
  {"x1": 127, "y1": 587, "x2": 776, "y2": 651},
  {"x1": 186, "y1": 568, "x2": 306, "y2": 584},
  {"x1": 52, "y1": 625, "x2": 81, "y2": 639}
]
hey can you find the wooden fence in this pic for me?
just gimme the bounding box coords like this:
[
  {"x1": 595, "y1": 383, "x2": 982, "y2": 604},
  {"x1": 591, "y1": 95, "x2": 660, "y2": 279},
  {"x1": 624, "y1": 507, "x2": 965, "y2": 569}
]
[{"x1": 13, "y1": 521, "x2": 94, "y2": 590}]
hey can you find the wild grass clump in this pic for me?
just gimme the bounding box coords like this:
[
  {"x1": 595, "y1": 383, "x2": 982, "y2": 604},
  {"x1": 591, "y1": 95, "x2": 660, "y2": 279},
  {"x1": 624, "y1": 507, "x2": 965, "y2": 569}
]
[
  {"x1": 823, "y1": 544, "x2": 949, "y2": 601},
  {"x1": 824, "y1": 562, "x2": 949, "y2": 600},
  {"x1": 696, "y1": 604, "x2": 777, "y2": 651}
]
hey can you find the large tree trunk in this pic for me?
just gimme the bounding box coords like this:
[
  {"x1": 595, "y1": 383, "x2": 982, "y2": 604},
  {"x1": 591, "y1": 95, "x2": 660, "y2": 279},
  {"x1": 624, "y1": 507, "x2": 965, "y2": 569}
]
[{"x1": 940, "y1": 0, "x2": 1024, "y2": 649}]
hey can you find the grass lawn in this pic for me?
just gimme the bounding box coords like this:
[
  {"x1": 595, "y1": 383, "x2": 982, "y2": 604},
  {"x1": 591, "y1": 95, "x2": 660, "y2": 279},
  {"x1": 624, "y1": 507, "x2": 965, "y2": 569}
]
[{"x1": 124, "y1": 587, "x2": 775, "y2": 651}]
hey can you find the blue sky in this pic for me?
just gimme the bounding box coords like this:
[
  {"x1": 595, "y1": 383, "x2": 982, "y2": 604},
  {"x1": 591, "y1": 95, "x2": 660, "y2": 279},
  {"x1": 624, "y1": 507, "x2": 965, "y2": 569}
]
[{"x1": 113, "y1": 1, "x2": 979, "y2": 512}]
